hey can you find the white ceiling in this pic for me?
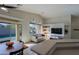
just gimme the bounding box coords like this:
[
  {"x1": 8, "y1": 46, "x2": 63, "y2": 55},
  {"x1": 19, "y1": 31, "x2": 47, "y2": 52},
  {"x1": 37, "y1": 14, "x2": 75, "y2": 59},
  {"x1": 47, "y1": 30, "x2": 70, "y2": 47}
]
[{"x1": 17, "y1": 4, "x2": 79, "y2": 19}]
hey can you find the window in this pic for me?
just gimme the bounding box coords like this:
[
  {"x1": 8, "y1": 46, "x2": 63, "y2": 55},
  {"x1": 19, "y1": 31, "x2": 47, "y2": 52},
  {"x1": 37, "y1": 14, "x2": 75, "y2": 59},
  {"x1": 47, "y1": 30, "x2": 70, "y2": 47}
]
[
  {"x1": 29, "y1": 23, "x2": 37, "y2": 35},
  {"x1": 29, "y1": 23, "x2": 42, "y2": 36},
  {"x1": 0, "y1": 23, "x2": 16, "y2": 38}
]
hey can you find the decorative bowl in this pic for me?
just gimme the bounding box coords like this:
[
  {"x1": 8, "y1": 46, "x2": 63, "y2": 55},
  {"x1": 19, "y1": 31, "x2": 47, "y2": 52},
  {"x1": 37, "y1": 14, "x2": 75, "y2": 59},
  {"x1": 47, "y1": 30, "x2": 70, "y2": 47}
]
[{"x1": 6, "y1": 42, "x2": 14, "y2": 47}]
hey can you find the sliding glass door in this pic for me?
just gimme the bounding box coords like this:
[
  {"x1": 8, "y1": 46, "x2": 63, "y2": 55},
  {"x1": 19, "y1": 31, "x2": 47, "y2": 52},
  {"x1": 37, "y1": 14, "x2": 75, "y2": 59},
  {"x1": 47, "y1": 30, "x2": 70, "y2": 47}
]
[
  {"x1": 0, "y1": 22, "x2": 16, "y2": 41},
  {"x1": 0, "y1": 22, "x2": 22, "y2": 42}
]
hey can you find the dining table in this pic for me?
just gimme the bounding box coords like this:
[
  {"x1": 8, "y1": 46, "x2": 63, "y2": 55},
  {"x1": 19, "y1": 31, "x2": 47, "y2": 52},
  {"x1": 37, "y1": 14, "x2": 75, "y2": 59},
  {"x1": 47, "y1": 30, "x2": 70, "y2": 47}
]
[{"x1": 0, "y1": 42, "x2": 24, "y2": 55}]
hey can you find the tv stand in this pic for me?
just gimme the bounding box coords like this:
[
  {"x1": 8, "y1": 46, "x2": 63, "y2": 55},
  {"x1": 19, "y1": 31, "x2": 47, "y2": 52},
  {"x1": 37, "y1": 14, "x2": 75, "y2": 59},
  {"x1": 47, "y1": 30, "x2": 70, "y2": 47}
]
[{"x1": 50, "y1": 34, "x2": 64, "y2": 39}]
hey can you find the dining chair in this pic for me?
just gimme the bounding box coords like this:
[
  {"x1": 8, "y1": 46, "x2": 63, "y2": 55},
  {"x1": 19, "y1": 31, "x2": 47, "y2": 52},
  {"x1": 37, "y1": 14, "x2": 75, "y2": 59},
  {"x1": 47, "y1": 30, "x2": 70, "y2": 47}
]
[
  {"x1": 19, "y1": 40, "x2": 24, "y2": 44},
  {"x1": 19, "y1": 40, "x2": 28, "y2": 49}
]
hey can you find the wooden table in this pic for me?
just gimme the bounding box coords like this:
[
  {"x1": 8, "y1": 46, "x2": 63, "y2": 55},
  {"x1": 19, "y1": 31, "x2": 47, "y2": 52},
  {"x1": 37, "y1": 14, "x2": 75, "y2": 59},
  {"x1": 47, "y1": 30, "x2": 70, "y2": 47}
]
[{"x1": 0, "y1": 42, "x2": 23, "y2": 55}]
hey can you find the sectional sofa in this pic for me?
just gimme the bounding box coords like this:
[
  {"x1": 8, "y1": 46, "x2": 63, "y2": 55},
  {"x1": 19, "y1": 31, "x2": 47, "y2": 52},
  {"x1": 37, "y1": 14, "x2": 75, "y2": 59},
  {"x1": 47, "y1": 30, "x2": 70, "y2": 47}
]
[{"x1": 30, "y1": 39, "x2": 79, "y2": 55}]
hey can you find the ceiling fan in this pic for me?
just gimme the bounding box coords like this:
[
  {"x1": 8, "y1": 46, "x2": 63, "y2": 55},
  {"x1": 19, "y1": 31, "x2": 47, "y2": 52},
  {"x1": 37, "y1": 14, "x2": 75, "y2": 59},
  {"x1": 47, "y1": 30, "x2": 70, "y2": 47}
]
[
  {"x1": 0, "y1": 4, "x2": 22, "y2": 12},
  {"x1": 0, "y1": 4, "x2": 21, "y2": 8}
]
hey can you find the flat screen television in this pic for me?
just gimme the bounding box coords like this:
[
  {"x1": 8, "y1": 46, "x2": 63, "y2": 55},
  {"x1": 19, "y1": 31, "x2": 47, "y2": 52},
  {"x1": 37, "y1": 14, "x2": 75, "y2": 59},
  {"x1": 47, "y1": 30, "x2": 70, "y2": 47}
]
[{"x1": 51, "y1": 28, "x2": 62, "y2": 34}]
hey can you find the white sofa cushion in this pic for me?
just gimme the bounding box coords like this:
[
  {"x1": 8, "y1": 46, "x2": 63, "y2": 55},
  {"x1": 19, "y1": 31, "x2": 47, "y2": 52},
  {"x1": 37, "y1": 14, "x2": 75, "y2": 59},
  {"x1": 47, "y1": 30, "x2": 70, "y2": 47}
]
[{"x1": 31, "y1": 36, "x2": 37, "y2": 42}]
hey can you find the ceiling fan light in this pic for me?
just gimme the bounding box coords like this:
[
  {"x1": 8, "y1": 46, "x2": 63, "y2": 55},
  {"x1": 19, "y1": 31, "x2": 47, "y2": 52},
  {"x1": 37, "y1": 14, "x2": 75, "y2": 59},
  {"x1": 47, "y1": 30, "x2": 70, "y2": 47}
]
[{"x1": 1, "y1": 7, "x2": 8, "y2": 12}]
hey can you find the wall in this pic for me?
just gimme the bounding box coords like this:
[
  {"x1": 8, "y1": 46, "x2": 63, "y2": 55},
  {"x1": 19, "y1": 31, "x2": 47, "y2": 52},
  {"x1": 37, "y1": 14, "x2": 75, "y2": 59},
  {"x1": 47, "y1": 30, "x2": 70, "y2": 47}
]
[
  {"x1": 43, "y1": 15, "x2": 71, "y2": 39},
  {"x1": 0, "y1": 9, "x2": 43, "y2": 43},
  {"x1": 71, "y1": 16, "x2": 79, "y2": 39}
]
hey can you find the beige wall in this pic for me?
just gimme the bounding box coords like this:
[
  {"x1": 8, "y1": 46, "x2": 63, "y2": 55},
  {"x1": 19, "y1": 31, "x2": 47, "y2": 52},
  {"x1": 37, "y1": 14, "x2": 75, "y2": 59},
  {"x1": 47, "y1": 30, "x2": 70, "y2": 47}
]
[
  {"x1": 71, "y1": 16, "x2": 79, "y2": 39},
  {"x1": 43, "y1": 15, "x2": 71, "y2": 39},
  {"x1": 0, "y1": 9, "x2": 43, "y2": 43}
]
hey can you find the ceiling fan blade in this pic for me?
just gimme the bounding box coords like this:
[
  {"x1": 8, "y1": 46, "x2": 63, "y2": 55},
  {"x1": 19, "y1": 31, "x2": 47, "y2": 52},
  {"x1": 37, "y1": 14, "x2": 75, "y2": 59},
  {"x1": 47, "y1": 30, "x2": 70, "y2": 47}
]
[{"x1": 0, "y1": 4, "x2": 17, "y2": 8}]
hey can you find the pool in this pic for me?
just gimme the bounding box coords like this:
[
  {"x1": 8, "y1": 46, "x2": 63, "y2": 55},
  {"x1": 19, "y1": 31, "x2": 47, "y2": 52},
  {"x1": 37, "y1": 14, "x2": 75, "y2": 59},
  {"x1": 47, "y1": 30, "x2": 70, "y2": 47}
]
[{"x1": 0, "y1": 34, "x2": 16, "y2": 38}]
